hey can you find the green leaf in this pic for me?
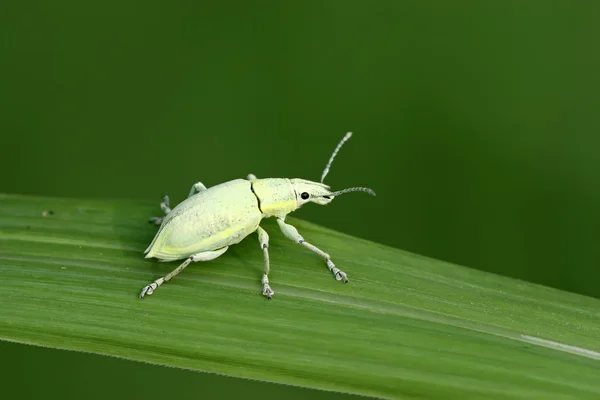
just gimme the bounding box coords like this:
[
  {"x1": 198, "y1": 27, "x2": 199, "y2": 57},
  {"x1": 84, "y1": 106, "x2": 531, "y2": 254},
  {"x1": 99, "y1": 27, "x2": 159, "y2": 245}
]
[{"x1": 1, "y1": 193, "x2": 599, "y2": 399}]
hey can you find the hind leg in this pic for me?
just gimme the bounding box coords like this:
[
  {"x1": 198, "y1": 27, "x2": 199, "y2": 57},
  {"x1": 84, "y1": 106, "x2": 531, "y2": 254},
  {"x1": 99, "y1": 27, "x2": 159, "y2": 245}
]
[
  {"x1": 149, "y1": 181, "x2": 208, "y2": 225},
  {"x1": 140, "y1": 247, "x2": 228, "y2": 298},
  {"x1": 149, "y1": 195, "x2": 171, "y2": 225}
]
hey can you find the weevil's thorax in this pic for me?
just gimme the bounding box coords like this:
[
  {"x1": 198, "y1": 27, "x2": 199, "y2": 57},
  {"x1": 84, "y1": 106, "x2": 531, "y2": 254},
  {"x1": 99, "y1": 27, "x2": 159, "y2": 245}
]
[{"x1": 251, "y1": 178, "x2": 297, "y2": 218}]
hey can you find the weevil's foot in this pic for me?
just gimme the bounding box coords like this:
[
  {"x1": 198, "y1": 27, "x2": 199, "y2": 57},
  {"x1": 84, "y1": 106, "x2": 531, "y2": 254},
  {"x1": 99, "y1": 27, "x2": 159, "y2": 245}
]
[
  {"x1": 140, "y1": 284, "x2": 155, "y2": 298},
  {"x1": 327, "y1": 260, "x2": 348, "y2": 283},
  {"x1": 262, "y1": 284, "x2": 275, "y2": 300},
  {"x1": 140, "y1": 278, "x2": 164, "y2": 298},
  {"x1": 148, "y1": 217, "x2": 163, "y2": 225},
  {"x1": 335, "y1": 270, "x2": 349, "y2": 283},
  {"x1": 160, "y1": 195, "x2": 171, "y2": 215}
]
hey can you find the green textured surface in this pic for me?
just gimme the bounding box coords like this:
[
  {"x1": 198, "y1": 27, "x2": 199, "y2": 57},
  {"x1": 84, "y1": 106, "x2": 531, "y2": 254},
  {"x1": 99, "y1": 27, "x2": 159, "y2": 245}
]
[
  {"x1": 3, "y1": 0, "x2": 600, "y2": 301},
  {"x1": 1, "y1": 194, "x2": 599, "y2": 399}
]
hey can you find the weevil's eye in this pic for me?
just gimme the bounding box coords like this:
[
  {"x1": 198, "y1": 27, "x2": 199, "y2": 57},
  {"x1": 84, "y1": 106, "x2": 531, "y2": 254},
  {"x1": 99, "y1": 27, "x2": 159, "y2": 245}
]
[{"x1": 301, "y1": 192, "x2": 310, "y2": 200}]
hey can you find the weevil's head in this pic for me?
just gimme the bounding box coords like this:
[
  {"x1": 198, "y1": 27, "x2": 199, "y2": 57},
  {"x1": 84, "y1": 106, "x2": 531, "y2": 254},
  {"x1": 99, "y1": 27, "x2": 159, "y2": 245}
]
[
  {"x1": 290, "y1": 179, "x2": 336, "y2": 207},
  {"x1": 290, "y1": 178, "x2": 376, "y2": 209},
  {"x1": 289, "y1": 131, "x2": 376, "y2": 210}
]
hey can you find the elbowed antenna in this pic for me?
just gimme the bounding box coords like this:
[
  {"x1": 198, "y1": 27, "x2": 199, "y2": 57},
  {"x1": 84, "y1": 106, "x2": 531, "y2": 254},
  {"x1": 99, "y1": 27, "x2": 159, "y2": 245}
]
[
  {"x1": 331, "y1": 187, "x2": 376, "y2": 197},
  {"x1": 320, "y1": 132, "x2": 353, "y2": 183}
]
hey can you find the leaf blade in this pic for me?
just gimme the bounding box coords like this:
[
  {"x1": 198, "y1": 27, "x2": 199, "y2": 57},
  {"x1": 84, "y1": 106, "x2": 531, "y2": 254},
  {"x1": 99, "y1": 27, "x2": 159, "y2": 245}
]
[{"x1": 1, "y1": 193, "x2": 599, "y2": 399}]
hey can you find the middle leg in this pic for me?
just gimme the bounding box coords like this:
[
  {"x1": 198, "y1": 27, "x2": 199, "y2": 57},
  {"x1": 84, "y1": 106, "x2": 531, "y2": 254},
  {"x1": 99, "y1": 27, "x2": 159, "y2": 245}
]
[
  {"x1": 256, "y1": 226, "x2": 274, "y2": 299},
  {"x1": 187, "y1": 181, "x2": 207, "y2": 198}
]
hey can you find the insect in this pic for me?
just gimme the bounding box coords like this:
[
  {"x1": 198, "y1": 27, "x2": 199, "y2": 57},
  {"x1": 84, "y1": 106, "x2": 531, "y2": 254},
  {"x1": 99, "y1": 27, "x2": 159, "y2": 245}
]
[{"x1": 140, "y1": 132, "x2": 375, "y2": 299}]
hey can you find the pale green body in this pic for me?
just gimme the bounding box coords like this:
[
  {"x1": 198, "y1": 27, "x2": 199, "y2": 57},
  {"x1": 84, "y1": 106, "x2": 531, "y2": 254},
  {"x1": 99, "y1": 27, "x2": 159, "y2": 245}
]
[
  {"x1": 144, "y1": 178, "x2": 314, "y2": 262},
  {"x1": 139, "y1": 132, "x2": 375, "y2": 299}
]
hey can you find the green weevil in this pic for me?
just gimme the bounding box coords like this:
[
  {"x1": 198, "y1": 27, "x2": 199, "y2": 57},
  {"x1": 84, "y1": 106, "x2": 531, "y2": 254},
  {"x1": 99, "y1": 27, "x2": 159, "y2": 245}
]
[{"x1": 140, "y1": 132, "x2": 375, "y2": 299}]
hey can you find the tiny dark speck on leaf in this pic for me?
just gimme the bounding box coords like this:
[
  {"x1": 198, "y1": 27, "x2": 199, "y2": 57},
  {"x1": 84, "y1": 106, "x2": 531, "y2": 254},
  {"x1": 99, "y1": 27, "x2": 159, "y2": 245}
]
[{"x1": 42, "y1": 210, "x2": 55, "y2": 217}]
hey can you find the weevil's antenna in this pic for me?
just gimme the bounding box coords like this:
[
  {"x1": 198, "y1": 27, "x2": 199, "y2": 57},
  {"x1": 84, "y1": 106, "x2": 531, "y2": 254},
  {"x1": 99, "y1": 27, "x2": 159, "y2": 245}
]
[
  {"x1": 331, "y1": 187, "x2": 376, "y2": 197},
  {"x1": 320, "y1": 132, "x2": 353, "y2": 183}
]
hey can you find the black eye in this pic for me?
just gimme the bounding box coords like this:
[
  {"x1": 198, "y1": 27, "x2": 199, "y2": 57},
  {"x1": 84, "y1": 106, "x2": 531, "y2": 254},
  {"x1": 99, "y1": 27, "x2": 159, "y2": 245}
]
[{"x1": 301, "y1": 192, "x2": 310, "y2": 200}]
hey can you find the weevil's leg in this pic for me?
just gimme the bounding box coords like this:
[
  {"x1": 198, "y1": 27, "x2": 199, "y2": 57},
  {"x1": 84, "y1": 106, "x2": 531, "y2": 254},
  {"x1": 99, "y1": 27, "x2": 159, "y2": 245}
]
[
  {"x1": 149, "y1": 183, "x2": 206, "y2": 225},
  {"x1": 247, "y1": 173, "x2": 257, "y2": 181},
  {"x1": 256, "y1": 226, "x2": 274, "y2": 299},
  {"x1": 187, "y1": 181, "x2": 207, "y2": 198},
  {"x1": 148, "y1": 195, "x2": 171, "y2": 225},
  {"x1": 276, "y1": 218, "x2": 348, "y2": 283},
  {"x1": 139, "y1": 247, "x2": 229, "y2": 298},
  {"x1": 161, "y1": 195, "x2": 171, "y2": 214}
]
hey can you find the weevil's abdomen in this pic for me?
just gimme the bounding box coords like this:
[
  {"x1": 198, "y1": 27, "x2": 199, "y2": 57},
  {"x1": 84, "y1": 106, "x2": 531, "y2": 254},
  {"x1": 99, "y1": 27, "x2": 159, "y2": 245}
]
[{"x1": 144, "y1": 179, "x2": 262, "y2": 261}]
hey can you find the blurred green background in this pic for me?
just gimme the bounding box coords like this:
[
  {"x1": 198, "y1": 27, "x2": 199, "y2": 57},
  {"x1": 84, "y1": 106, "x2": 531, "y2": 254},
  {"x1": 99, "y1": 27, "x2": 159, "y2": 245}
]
[{"x1": 2, "y1": 0, "x2": 599, "y2": 398}]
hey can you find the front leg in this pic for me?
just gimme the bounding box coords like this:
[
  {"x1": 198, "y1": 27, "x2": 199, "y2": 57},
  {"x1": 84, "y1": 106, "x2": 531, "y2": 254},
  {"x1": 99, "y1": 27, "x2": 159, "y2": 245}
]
[{"x1": 276, "y1": 218, "x2": 348, "y2": 283}]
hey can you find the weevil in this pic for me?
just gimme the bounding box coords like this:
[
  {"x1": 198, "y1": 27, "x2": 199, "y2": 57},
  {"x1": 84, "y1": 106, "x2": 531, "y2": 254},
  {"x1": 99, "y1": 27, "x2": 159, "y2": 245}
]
[{"x1": 140, "y1": 132, "x2": 375, "y2": 299}]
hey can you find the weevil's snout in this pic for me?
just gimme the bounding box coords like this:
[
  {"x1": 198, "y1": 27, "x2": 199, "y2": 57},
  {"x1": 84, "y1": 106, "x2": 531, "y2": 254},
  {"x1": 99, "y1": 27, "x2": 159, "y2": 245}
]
[
  {"x1": 290, "y1": 179, "x2": 375, "y2": 209},
  {"x1": 311, "y1": 191, "x2": 335, "y2": 206},
  {"x1": 288, "y1": 132, "x2": 376, "y2": 211},
  {"x1": 290, "y1": 179, "x2": 334, "y2": 208}
]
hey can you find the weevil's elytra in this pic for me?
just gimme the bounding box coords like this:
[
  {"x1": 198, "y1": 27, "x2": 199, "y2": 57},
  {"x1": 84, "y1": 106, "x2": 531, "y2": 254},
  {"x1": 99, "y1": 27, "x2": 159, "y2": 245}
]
[{"x1": 140, "y1": 132, "x2": 376, "y2": 300}]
